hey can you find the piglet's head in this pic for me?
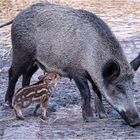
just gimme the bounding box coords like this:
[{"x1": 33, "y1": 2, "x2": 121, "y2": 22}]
[{"x1": 38, "y1": 72, "x2": 61, "y2": 86}]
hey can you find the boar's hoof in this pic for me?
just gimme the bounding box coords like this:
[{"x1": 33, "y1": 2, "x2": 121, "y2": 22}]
[
  {"x1": 41, "y1": 115, "x2": 47, "y2": 120},
  {"x1": 33, "y1": 111, "x2": 38, "y2": 116},
  {"x1": 82, "y1": 110, "x2": 95, "y2": 122},
  {"x1": 16, "y1": 116, "x2": 24, "y2": 120},
  {"x1": 5, "y1": 96, "x2": 13, "y2": 108},
  {"x1": 9, "y1": 103, "x2": 13, "y2": 109},
  {"x1": 96, "y1": 112, "x2": 107, "y2": 119},
  {"x1": 84, "y1": 116, "x2": 96, "y2": 122}
]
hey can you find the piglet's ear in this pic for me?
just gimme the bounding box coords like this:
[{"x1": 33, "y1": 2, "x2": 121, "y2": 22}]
[{"x1": 38, "y1": 75, "x2": 44, "y2": 81}]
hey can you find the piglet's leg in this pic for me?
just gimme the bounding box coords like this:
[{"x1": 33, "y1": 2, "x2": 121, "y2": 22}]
[
  {"x1": 14, "y1": 104, "x2": 24, "y2": 120},
  {"x1": 33, "y1": 104, "x2": 40, "y2": 116},
  {"x1": 41, "y1": 99, "x2": 48, "y2": 120}
]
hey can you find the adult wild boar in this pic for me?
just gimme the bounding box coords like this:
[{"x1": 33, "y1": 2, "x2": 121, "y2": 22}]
[{"x1": 1, "y1": 3, "x2": 140, "y2": 126}]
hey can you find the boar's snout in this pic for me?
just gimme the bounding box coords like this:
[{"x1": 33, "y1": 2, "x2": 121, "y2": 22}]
[{"x1": 120, "y1": 110, "x2": 140, "y2": 127}]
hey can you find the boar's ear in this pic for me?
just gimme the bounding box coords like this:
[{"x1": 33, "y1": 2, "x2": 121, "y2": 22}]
[
  {"x1": 38, "y1": 75, "x2": 44, "y2": 81},
  {"x1": 130, "y1": 53, "x2": 140, "y2": 71},
  {"x1": 102, "y1": 60, "x2": 120, "y2": 83}
]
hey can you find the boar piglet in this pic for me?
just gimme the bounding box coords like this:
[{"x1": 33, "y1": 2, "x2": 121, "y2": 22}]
[{"x1": 12, "y1": 72, "x2": 61, "y2": 120}]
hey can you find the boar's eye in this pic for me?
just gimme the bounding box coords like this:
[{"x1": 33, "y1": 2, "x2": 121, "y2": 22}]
[
  {"x1": 102, "y1": 60, "x2": 120, "y2": 83},
  {"x1": 116, "y1": 84, "x2": 125, "y2": 93}
]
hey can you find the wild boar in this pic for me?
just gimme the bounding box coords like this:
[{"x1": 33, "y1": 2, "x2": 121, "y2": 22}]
[{"x1": 1, "y1": 3, "x2": 140, "y2": 126}]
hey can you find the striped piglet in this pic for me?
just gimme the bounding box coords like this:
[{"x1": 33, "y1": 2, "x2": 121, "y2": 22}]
[{"x1": 12, "y1": 72, "x2": 61, "y2": 120}]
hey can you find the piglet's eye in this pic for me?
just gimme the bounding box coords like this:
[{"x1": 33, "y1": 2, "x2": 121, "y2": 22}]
[{"x1": 47, "y1": 78, "x2": 52, "y2": 81}]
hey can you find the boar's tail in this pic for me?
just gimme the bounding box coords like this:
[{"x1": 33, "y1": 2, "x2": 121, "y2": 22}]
[{"x1": 0, "y1": 20, "x2": 13, "y2": 28}]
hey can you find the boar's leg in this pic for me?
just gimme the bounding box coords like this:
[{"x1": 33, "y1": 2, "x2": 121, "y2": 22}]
[
  {"x1": 5, "y1": 66, "x2": 23, "y2": 107},
  {"x1": 22, "y1": 64, "x2": 38, "y2": 87},
  {"x1": 93, "y1": 87, "x2": 106, "y2": 118},
  {"x1": 74, "y1": 74, "x2": 95, "y2": 122},
  {"x1": 87, "y1": 74, "x2": 106, "y2": 118}
]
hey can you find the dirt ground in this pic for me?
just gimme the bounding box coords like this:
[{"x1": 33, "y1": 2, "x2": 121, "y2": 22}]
[{"x1": 0, "y1": 0, "x2": 140, "y2": 139}]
